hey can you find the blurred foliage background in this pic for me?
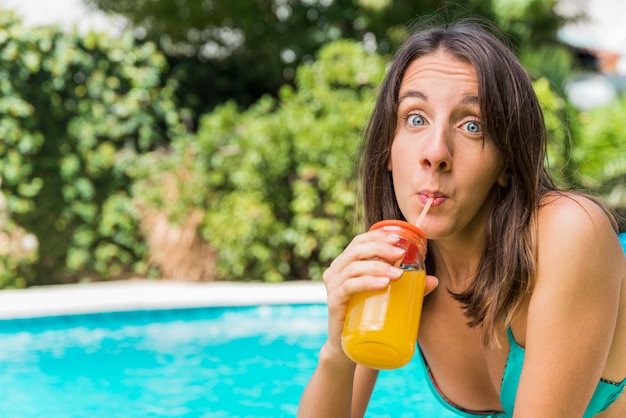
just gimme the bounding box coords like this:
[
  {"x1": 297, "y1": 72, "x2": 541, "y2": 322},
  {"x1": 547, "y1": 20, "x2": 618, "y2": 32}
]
[{"x1": 0, "y1": 0, "x2": 624, "y2": 289}]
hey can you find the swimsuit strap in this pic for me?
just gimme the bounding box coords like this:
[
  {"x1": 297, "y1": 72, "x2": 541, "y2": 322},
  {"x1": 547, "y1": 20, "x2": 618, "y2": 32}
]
[{"x1": 506, "y1": 326, "x2": 522, "y2": 348}]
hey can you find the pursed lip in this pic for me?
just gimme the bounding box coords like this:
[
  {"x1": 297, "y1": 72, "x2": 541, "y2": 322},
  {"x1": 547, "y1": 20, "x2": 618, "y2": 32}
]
[{"x1": 418, "y1": 190, "x2": 447, "y2": 207}]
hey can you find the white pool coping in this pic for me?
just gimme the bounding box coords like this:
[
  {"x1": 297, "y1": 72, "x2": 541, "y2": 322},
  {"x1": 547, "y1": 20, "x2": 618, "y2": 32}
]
[{"x1": 0, "y1": 280, "x2": 327, "y2": 320}]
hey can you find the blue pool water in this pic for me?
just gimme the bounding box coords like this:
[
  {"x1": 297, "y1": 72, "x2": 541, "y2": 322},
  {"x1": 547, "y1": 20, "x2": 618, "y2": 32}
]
[
  {"x1": 1, "y1": 235, "x2": 624, "y2": 417},
  {"x1": 0, "y1": 304, "x2": 456, "y2": 418}
]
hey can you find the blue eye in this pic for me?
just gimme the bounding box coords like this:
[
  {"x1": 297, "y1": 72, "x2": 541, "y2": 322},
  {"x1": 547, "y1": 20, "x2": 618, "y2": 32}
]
[
  {"x1": 407, "y1": 114, "x2": 425, "y2": 127},
  {"x1": 463, "y1": 120, "x2": 481, "y2": 133}
]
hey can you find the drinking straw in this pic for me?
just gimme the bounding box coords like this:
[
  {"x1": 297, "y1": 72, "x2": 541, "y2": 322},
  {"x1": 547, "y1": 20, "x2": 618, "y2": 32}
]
[{"x1": 415, "y1": 197, "x2": 433, "y2": 227}]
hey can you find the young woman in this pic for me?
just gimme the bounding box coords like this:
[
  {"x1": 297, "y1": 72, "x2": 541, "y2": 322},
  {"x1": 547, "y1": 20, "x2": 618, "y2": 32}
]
[{"x1": 298, "y1": 19, "x2": 626, "y2": 418}]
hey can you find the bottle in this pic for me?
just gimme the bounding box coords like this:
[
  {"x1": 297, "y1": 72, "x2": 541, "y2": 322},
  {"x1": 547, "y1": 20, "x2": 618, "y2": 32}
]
[{"x1": 341, "y1": 220, "x2": 427, "y2": 369}]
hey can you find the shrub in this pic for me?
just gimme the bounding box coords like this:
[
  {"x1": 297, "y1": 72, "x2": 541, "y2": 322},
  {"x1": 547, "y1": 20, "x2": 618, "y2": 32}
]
[
  {"x1": 534, "y1": 76, "x2": 626, "y2": 229},
  {"x1": 133, "y1": 40, "x2": 386, "y2": 281},
  {"x1": 0, "y1": 11, "x2": 186, "y2": 286},
  {"x1": 0, "y1": 180, "x2": 37, "y2": 288},
  {"x1": 568, "y1": 94, "x2": 626, "y2": 222}
]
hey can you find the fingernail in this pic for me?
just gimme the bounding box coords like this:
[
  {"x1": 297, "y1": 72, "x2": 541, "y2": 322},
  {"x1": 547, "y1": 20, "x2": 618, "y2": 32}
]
[
  {"x1": 391, "y1": 246, "x2": 405, "y2": 255},
  {"x1": 376, "y1": 277, "x2": 390, "y2": 285},
  {"x1": 387, "y1": 234, "x2": 401, "y2": 242},
  {"x1": 388, "y1": 266, "x2": 404, "y2": 276}
]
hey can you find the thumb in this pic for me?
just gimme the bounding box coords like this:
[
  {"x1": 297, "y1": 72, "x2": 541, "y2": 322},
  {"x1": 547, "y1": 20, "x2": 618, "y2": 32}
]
[{"x1": 424, "y1": 275, "x2": 439, "y2": 296}]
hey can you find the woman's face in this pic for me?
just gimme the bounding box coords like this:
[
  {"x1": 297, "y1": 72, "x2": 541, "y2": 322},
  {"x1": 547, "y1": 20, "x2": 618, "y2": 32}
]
[{"x1": 389, "y1": 49, "x2": 507, "y2": 241}]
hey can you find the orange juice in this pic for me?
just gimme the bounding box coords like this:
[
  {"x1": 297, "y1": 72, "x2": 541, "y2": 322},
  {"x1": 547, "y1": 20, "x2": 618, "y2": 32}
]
[
  {"x1": 342, "y1": 269, "x2": 426, "y2": 369},
  {"x1": 341, "y1": 219, "x2": 427, "y2": 370}
]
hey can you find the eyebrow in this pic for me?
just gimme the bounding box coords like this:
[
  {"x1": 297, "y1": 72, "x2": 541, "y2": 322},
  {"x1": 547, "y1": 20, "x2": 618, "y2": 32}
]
[
  {"x1": 398, "y1": 90, "x2": 480, "y2": 106},
  {"x1": 398, "y1": 91, "x2": 427, "y2": 103},
  {"x1": 461, "y1": 95, "x2": 480, "y2": 105}
]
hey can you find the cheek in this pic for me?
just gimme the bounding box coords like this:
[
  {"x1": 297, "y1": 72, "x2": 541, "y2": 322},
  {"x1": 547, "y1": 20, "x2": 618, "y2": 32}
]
[
  {"x1": 466, "y1": 144, "x2": 505, "y2": 181},
  {"x1": 389, "y1": 150, "x2": 415, "y2": 188},
  {"x1": 388, "y1": 140, "x2": 400, "y2": 171},
  {"x1": 389, "y1": 136, "x2": 411, "y2": 171},
  {"x1": 385, "y1": 136, "x2": 394, "y2": 171}
]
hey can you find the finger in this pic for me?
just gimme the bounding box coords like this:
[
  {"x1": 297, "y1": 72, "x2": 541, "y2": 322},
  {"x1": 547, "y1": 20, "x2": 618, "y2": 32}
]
[
  {"x1": 330, "y1": 230, "x2": 403, "y2": 269},
  {"x1": 325, "y1": 274, "x2": 396, "y2": 339},
  {"x1": 424, "y1": 275, "x2": 439, "y2": 296},
  {"x1": 325, "y1": 234, "x2": 405, "y2": 288},
  {"x1": 325, "y1": 261, "x2": 403, "y2": 310},
  {"x1": 325, "y1": 259, "x2": 404, "y2": 294},
  {"x1": 338, "y1": 273, "x2": 397, "y2": 298}
]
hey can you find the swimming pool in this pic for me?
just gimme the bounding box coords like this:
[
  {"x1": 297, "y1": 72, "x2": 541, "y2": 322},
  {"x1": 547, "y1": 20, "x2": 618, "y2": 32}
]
[
  {"x1": 0, "y1": 303, "x2": 462, "y2": 418},
  {"x1": 1, "y1": 235, "x2": 624, "y2": 417}
]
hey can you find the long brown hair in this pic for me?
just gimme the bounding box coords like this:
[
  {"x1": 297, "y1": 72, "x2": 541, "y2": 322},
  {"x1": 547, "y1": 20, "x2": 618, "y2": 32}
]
[{"x1": 360, "y1": 18, "x2": 562, "y2": 345}]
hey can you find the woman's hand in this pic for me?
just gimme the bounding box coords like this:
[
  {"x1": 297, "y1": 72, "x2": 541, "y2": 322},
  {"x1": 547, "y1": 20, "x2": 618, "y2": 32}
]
[{"x1": 321, "y1": 229, "x2": 439, "y2": 361}]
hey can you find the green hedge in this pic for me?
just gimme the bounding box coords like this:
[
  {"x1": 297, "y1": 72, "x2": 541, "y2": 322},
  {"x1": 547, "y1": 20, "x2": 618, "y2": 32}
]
[
  {"x1": 131, "y1": 40, "x2": 386, "y2": 282},
  {"x1": 534, "y1": 77, "x2": 626, "y2": 217},
  {"x1": 0, "y1": 11, "x2": 185, "y2": 287},
  {"x1": 132, "y1": 43, "x2": 626, "y2": 283},
  {"x1": 2, "y1": 11, "x2": 624, "y2": 288}
]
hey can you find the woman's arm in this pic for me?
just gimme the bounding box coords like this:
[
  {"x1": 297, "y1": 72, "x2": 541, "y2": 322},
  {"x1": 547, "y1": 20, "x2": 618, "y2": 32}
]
[
  {"x1": 298, "y1": 230, "x2": 407, "y2": 418},
  {"x1": 298, "y1": 228, "x2": 439, "y2": 417},
  {"x1": 513, "y1": 194, "x2": 625, "y2": 417},
  {"x1": 298, "y1": 351, "x2": 379, "y2": 418}
]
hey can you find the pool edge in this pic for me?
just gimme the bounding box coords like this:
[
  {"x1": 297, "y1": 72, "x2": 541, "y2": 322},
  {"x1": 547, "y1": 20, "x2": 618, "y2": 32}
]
[{"x1": 0, "y1": 280, "x2": 327, "y2": 320}]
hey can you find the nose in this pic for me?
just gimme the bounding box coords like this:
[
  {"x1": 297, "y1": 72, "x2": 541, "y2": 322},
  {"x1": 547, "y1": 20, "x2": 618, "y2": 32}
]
[{"x1": 420, "y1": 126, "x2": 452, "y2": 172}]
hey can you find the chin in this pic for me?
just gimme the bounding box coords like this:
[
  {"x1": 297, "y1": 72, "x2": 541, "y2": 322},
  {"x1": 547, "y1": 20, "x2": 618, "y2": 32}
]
[
  {"x1": 420, "y1": 225, "x2": 452, "y2": 241},
  {"x1": 418, "y1": 225, "x2": 435, "y2": 240}
]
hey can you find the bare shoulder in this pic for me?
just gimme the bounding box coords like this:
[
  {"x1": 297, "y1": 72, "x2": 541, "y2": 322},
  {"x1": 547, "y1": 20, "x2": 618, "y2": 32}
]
[
  {"x1": 536, "y1": 192, "x2": 625, "y2": 284},
  {"x1": 538, "y1": 192, "x2": 615, "y2": 234},
  {"x1": 538, "y1": 192, "x2": 619, "y2": 248}
]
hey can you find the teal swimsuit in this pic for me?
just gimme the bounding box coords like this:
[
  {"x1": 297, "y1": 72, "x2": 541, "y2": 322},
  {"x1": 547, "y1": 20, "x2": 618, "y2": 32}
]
[{"x1": 416, "y1": 328, "x2": 626, "y2": 417}]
